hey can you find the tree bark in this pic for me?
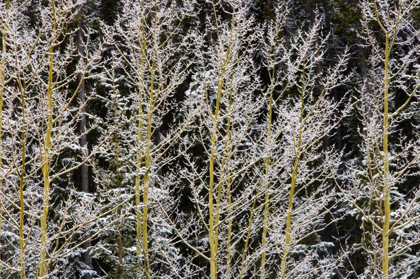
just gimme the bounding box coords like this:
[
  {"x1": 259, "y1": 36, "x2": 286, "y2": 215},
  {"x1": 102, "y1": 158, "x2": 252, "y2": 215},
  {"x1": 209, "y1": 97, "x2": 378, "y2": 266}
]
[
  {"x1": 0, "y1": 0, "x2": 9, "y2": 270},
  {"x1": 78, "y1": 6, "x2": 92, "y2": 279},
  {"x1": 381, "y1": 34, "x2": 390, "y2": 279}
]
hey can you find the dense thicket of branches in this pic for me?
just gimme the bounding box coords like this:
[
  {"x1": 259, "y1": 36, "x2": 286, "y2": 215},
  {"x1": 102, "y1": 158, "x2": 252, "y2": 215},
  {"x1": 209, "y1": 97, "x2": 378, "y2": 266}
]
[{"x1": 1, "y1": 0, "x2": 420, "y2": 278}]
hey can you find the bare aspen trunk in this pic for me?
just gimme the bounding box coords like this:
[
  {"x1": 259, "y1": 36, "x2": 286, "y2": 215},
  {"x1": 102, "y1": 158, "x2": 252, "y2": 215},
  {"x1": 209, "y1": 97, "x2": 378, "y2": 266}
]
[
  {"x1": 135, "y1": 51, "x2": 145, "y2": 275},
  {"x1": 214, "y1": 77, "x2": 233, "y2": 277},
  {"x1": 132, "y1": 3, "x2": 152, "y2": 276},
  {"x1": 142, "y1": 64, "x2": 154, "y2": 278},
  {"x1": 39, "y1": 1, "x2": 57, "y2": 276},
  {"x1": 261, "y1": 21, "x2": 282, "y2": 275},
  {"x1": 135, "y1": 82, "x2": 144, "y2": 264},
  {"x1": 209, "y1": 8, "x2": 237, "y2": 278},
  {"x1": 208, "y1": 38, "x2": 234, "y2": 279},
  {"x1": 239, "y1": 180, "x2": 260, "y2": 279},
  {"x1": 225, "y1": 173, "x2": 233, "y2": 278},
  {"x1": 141, "y1": 7, "x2": 160, "y2": 276},
  {"x1": 0, "y1": 0, "x2": 9, "y2": 270},
  {"x1": 280, "y1": 65, "x2": 305, "y2": 279},
  {"x1": 209, "y1": 75, "x2": 224, "y2": 279},
  {"x1": 135, "y1": 70, "x2": 144, "y2": 276},
  {"x1": 260, "y1": 78, "x2": 273, "y2": 279},
  {"x1": 381, "y1": 34, "x2": 390, "y2": 279}
]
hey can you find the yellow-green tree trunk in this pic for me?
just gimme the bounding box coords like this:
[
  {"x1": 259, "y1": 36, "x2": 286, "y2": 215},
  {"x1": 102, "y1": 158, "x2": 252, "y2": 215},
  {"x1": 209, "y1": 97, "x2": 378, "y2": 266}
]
[{"x1": 39, "y1": 1, "x2": 56, "y2": 277}]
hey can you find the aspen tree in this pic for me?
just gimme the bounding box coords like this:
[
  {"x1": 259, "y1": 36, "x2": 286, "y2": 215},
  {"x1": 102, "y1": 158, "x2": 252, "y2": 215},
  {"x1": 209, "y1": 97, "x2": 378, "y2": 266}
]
[
  {"x1": 0, "y1": 1, "x2": 10, "y2": 264},
  {"x1": 341, "y1": 1, "x2": 420, "y2": 277},
  {"x1": 178, "y1": 1, "x2": 263, "y2": 278},
  {"x1": 7, "y1": 0, "x2": 117, "y2": 277},
  {"x1": 172, "y1": 3, "x2": 347, "y2": 278},
  {"x1": 115, "y1": 0, "x2": 195, "y2": 277},
  {"x1": 14, "y1": 31, "x2": 33, "y2": 278},
  {"x1": 205, "y1": 3, "x2": 237, "y2": 276},
  {"x1": 38, "y1": 0, "x2": 58, "y2": 275},
  {"x1": 258, "y1": 12, "x2": 349, "y2": 278},
  {"x1": 259, "y1": 5, "x2": 288, "y2": 278},
  {"x1": 235, "y1": 4, "x2": 290, "y2": 277},
  {"x1": 0, "y1": 2, "x2": 39, "y2": 276}
]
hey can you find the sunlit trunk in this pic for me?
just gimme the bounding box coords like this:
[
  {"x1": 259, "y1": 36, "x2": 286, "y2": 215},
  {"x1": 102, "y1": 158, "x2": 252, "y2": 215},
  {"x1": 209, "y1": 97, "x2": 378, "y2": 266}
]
[
  {"x1": 39, "y1": 1, "x2": 57, "y2": 277},
  {"x1": 0, "y1": 1, "x2": 9, "y2": 270},
  {"x1": 381, "y1": 34, "x2": 390, "y2": 279},
  {"x1": 280, "y1": 64, "x2": 306, "y2": 279}
]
